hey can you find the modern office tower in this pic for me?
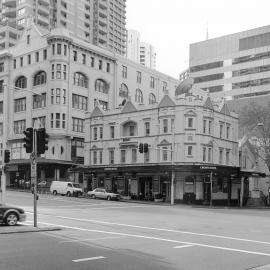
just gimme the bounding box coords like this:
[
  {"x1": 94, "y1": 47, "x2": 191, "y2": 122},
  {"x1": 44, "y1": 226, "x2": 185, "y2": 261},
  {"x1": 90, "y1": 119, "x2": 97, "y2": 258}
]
[
  {"x1": 0, "y1": 0, "x2": 127, "y2": 54},
  {"x1": 0, "y1": 23, "x2": 178, "y2": 186},
  {"x1": 127, "y1": 29, "x2": 140, "y2": 63},
  {"x1": 189, "y1": 25, "x2": 270, "y2": 100},
  {"x1": 140, "y1": 42, "x2": 156, "y2": 69}
]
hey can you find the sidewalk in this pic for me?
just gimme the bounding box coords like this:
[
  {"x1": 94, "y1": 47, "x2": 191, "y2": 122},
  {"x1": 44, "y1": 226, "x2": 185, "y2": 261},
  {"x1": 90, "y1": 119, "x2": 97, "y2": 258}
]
[
  {"x1": 0, "y1": 224, "x2": 61, "y2": 235},
  {"x1": 7, "y1": 188, "x2": 270, "y2": 209}
]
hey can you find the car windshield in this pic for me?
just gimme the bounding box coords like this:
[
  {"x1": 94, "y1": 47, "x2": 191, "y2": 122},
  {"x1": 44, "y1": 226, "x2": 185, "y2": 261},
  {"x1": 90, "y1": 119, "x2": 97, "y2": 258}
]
[{"x1": 73, "y1": 184, "x2": 80, "y2": 188}]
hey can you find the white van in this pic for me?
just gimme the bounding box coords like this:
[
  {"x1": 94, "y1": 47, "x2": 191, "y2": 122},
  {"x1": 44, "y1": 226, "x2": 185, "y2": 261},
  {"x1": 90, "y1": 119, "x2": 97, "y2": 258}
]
[{"x1": 50, "y1": 181, "x2": 83, "y2": 197}]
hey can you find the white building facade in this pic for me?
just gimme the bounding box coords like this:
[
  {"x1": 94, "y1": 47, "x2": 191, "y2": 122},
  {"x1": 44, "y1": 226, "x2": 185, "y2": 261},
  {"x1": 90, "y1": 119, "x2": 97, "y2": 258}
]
[
  {"x1": 0, "y1": 23, "x2": 178, "y2": 186},
  {"x1": 84, "y1": 90, "x2": 240, "y2": 205}
]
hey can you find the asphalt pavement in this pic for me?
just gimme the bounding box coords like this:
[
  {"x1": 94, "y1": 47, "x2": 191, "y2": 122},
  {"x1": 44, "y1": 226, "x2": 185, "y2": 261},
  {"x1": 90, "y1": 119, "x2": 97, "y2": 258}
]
[{"x1": 1, "y1": 190, "x2": 270, "y2": 270}]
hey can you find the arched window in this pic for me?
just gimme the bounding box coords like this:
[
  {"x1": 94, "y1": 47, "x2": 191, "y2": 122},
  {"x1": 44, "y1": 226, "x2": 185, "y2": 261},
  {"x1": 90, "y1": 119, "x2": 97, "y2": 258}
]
[
  {"x1": 95, "y1": 79, "x2": 108, "y2": 94},
  {"x1": 15, "y1": 76, "x2": 27, "y2": 89},
  {"x1": 119, "y1": 83, "x2": 128, "y2": 98},
  {"x1": 149, "y1": 93, "x2": 157, "y2": 104},
  {"x1": 74, "y1": 72, "x2": 88, "y2": 88},
  {"x1": 33, "y1": 71, "x2": 46, "y2": 86},
  {"x1": 135, "y1": 89, "x2": 143, "y2": 103}
]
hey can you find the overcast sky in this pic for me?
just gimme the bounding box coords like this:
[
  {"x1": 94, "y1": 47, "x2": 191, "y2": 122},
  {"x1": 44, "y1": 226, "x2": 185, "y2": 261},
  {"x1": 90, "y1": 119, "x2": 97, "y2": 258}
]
[{"x1": 126, "y1": 0, "x2": 270, "y2": 79}]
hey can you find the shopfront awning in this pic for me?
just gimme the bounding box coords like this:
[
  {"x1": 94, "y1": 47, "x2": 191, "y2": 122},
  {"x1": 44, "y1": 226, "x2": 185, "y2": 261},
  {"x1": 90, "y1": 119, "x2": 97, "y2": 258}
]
[{"x1": 240, "y1": 168, "x2": 266, "y2": 177}]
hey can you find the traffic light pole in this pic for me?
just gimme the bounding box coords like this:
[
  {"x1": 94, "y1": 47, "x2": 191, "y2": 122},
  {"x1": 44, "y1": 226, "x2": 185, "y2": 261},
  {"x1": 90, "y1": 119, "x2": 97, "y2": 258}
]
[
  {"x1": 31, "y1": 129, "x2": 38, "y2": 227},
  {"x1": 1, "y1": 162, "x2": 6, "y2": 203}
]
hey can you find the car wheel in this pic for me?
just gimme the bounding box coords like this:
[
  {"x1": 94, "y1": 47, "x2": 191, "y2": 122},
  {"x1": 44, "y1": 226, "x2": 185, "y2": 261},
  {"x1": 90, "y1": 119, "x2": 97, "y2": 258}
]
[
  {"x1": 91, "y1": 194, "x2": 96, "y2": 199},
  {"x1": 5, "y1": 212, "x2": 18, "y2": 226},
  {"x1": 107, "y1": 196, "x2": 111, "y2": 201},
  {"x1": 67, "y1": 191, "x2": 71, "y2": 197},
  {"x1": 53, "y1": 190, "x2": 57, "y2": 195}
]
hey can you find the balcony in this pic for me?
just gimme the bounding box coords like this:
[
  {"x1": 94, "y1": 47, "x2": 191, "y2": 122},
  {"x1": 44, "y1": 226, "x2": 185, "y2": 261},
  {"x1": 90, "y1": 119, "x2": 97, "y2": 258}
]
[
  {"x1": 119, "y1": 137, "x2": 138, "y2": 147},
  {"x1": 2, "y1": 7, "x2": 16, "y2": 18},
  {"x1": 98, "y1": 16, "x2": 107, "y2": 27},
  {"x1": 2, "y1": 0, "x2": 16, "y2": 8},
  {"x1": 37, "y1": 15, "x2": 50, "y2": 28},
  {"x1": 99, "y1": 10, "x2": 107, "y2": 19},
  {"x1": 98, "y1": 36, "x2": 107, "y2": 45},
  {"x1": 38, "y1": 0, "x2": 50, "y2": 6},
  {"x1": 99, "y1": 0, "x2": 107, "y2": 9},
  {"x1": 99, "y1": 25, "x2": 107, "y2": 35},
  {"x1": 37, "y1": 5, "x2": 50, "y2": 17}
]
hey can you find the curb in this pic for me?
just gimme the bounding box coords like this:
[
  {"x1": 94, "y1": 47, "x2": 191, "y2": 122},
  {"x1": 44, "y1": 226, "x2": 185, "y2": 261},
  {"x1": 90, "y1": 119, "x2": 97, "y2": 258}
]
[{"x1": 0, "y1": 225, "x2": 62, "y2": 235}]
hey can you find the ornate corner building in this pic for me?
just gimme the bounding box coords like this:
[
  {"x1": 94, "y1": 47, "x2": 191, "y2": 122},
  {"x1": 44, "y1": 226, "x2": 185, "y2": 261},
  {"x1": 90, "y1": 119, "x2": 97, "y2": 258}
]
[
  {"x1": 84, "y1": 89, "x2": 240, "y2": 205},
  {"x1": 0, "y1": 21, "x2": 179, "y2": 187}
]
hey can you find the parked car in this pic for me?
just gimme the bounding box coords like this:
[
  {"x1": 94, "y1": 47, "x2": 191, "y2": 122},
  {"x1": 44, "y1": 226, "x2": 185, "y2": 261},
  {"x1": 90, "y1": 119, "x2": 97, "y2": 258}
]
[
  {"x1": 50, "y1": 181, "x2": 83, "y2": 197},
  {"x1": 87, "y1": 188, "x2": 120, "y2": 201},
  {"x1": 0, "y1": 204, "x2": 26, "y2": 226}
]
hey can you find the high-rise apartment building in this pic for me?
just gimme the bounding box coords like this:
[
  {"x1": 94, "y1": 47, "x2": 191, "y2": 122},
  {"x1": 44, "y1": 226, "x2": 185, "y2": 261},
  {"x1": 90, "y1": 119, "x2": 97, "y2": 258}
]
[
  {"x1": 0, "y1": 0, "x2": 127, "y2": 54},
  {"x1": 140, "y1": 42, "x2": 156, "y2": 69},
  {"x1": 126, "y1": 29, "x2": 140, "y2": 63},
  {"x1": 126, "y1": 29, "x2": 157, "y2": 69},
  {"x1": 189, "y1": 25, "x2": 270, "y2": 100}
]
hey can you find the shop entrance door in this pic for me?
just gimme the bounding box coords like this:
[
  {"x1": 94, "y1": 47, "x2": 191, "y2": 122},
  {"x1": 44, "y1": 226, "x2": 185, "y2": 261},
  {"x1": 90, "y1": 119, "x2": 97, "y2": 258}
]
[
  {"x1": 139, "y1": 177, "x2": 153, "y2": 199},
  {"x1": 161, "y1": 182, "x2": 170, "y2": 202},
  {"x1": 203, "y1": 182, "x2": 211, "y2": 204}
]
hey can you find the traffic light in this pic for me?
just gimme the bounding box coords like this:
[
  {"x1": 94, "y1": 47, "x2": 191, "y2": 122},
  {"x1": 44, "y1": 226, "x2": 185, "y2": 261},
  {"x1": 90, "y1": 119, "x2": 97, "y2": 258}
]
[
  {"x1": 139, "y1": 143, "x2": 144, "y2": 153},
  {"x1": 143, "y1": 143, "x2": 149, "y2": 153},
  {"x1": 4, "y1": 150, "x2": 10, "y2": 163},
  {"x1": 37, "y1": 128, "x2": 49, "y2": 155},
  {"x1": 23, "y1": 127, "x2": 33, "y2": 153}
]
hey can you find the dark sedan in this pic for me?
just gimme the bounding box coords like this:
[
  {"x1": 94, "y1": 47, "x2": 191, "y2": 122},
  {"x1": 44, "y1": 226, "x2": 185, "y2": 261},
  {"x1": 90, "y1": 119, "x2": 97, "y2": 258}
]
[{"x1": 0, "y1": 204, "x2": 26, "y2": 226}]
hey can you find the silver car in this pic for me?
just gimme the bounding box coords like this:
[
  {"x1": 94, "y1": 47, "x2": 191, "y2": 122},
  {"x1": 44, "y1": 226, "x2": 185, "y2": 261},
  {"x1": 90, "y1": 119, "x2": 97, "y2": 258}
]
[{"x1": 87, "y1": 188, "x2": 120, "y2": 201}]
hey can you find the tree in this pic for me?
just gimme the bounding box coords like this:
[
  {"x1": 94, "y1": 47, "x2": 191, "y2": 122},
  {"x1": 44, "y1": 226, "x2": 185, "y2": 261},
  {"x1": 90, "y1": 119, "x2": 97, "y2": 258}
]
[{"x1": 239, "y1": 101, "x2": 270, "y2": 172}]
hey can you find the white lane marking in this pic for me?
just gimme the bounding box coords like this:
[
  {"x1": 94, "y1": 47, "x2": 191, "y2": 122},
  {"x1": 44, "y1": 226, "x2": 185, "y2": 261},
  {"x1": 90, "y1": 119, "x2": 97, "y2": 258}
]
[
  {"x1": 73, "y1": 256, "x2": 105, "y2": 262},
  {"x1": 174, "y1": 244, "x2": 270, "y2": 257},
  {"x1": 32, "y1": 221, "x2": 270, "y2": 257},
  {"x1": 26, "y1": 205, "x2": 153, "y2": 214},
  {"x1": 173, "y1": 245, "x2": 193, "y2": 249},
  {"x1": 60, "y1": 236, "x2": 125, "y2": 243},
  {"x1": 31, "y1": 214, "x2": 270, "y2": 246}
]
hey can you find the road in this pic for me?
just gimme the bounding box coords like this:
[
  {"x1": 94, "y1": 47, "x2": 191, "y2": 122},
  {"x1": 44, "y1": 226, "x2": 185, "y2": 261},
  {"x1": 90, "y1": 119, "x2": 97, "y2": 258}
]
[{"x1": 1, "y1": 190, "x2": 270, "y2": 270}]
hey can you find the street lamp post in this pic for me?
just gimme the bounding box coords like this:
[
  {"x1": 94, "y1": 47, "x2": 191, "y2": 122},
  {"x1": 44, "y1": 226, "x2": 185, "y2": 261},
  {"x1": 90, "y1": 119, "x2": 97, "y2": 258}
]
[
  {"x1": 210, "y1": 171, "x2": 213, "y2": 207},
  {"x1": 171, "y1": 120, "x2": 175, "y2": 205},
  {"x1": 1, "y1": 83, "x2": 8, "y2": 203}
]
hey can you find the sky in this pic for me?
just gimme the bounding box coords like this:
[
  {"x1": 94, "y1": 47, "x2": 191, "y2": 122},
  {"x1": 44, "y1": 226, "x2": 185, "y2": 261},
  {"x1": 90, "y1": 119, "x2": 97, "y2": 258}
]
[{"x1": 126, "y1": 0, "x2": 270, "y2": 79}]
